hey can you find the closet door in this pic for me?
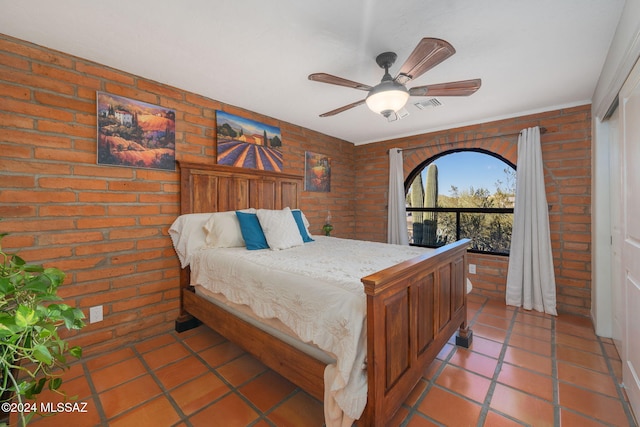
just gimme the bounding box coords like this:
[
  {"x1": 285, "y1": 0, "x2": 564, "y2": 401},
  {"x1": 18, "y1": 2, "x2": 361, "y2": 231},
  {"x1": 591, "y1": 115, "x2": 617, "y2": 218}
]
[
  {"x1": 608, "y1": 107, "x2": 623, "y2": 353},
  {"x1": 619, "y1": 57, "x2": 640, "y2": 418}
]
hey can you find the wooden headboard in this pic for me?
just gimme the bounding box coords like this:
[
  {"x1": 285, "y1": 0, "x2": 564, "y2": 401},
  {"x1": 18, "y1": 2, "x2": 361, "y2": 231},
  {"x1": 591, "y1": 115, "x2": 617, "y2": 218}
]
[{"x1": 178, "y1": 162, "x2": 304, "y2": 214}]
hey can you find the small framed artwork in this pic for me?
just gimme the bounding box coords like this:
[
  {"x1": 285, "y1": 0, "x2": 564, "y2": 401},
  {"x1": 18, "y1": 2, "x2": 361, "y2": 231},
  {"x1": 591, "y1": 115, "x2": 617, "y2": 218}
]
[
  {"x1": 216, "y1": 110, "x2": 283, "y2": 172},
  {"x1": 305, "y1": 151, "x2": 331, "y2": 192},
  {"x1": 97, "y1": 92, "x2": 176, "y2": 170}
]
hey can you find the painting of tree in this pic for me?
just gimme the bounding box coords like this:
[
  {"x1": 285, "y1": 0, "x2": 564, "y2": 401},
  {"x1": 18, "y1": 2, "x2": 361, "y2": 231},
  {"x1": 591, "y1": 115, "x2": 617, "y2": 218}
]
[{"x1": 97, "y1": 92, "x2": 175, "y2": 170}]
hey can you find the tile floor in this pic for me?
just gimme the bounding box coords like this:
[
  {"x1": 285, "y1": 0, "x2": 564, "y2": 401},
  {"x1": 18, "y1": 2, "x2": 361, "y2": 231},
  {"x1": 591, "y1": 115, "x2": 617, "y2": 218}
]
[{"x1": 21, "y1": 293, "x2": 638, "y2": 426}]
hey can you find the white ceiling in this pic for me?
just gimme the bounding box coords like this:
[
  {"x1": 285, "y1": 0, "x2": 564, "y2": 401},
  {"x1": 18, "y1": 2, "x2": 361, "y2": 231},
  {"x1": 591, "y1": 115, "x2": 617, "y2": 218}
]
[{"x1": 0, "y1": 0, "x2": 625, "y2": 145}]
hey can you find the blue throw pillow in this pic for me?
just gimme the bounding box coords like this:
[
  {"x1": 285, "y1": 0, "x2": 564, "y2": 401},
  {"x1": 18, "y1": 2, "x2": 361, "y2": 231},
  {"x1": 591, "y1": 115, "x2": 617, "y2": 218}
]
[
  {"x1": 236, "y1": 211, "x2": 269, "y2": 250},
  {"x1": 291, "y1": 209, "x2": 314, "y2": 243}
]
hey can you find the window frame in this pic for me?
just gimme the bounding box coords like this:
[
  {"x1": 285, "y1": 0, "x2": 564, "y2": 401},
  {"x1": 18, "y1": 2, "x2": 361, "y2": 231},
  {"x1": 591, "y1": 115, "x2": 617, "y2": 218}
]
[{"x1": 404, "y1": 148, "x2": 516, "y2": 256}]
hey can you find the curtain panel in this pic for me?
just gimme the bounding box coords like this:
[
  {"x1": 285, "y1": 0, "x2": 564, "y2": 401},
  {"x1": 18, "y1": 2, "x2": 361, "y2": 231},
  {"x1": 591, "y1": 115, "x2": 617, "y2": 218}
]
[
  {"x1": 506, "y1": 126, "x2": 557, "y2": 315},
  {"x1": 388, "y1": 148, "x2": 409, "y2": 245}
]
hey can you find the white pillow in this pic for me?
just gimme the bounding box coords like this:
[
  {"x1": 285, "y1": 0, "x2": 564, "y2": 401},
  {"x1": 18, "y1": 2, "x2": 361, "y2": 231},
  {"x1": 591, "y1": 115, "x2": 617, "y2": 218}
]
[
  {"x1": 256, "y1": 207, "x2": 304, "y2": 250},
  {"x1": 203, "y1": 209, "x2": 255, "y2": 248},
  {"x1": 169, "y1": 213, "x2": 213, "y2": 268}
]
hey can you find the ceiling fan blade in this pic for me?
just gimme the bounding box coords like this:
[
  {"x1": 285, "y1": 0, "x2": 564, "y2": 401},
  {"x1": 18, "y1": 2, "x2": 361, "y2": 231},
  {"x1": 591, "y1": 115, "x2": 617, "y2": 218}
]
[
  {"x1": 409, "y1": 79, "x2": 482, "y2": 97},
  {"x1": 319, "y1": 99, "x2": 366, "y2": 117},
  {"x1": 308, "y1": 73, "x2": 372, "y2": 91},
  {"x1": 395, "y1": 38, "x2": 456, "y2": 85}
]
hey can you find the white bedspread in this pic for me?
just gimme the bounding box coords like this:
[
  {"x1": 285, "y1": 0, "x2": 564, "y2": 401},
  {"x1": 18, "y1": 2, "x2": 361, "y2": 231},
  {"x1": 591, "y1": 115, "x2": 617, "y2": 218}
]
[{"x1": 189, "y1": 236, "x2": 431, "y2": 421}]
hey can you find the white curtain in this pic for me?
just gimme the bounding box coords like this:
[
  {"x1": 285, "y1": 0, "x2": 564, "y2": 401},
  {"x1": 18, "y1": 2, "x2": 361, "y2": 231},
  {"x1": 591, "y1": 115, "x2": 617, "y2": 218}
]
[
  {"x1": 388, "y1": 148, "x2": 409, "y2": 245},
  {"x1": 506, "y1": 127, "x2": 557, "y2": 315}
]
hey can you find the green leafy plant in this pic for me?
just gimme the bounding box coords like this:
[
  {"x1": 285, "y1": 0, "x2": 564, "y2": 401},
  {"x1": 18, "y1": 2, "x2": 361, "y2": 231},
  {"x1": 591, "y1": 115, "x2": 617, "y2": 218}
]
[{"x1": 0, "y1": 233, "x2": 85, "y2": 426}]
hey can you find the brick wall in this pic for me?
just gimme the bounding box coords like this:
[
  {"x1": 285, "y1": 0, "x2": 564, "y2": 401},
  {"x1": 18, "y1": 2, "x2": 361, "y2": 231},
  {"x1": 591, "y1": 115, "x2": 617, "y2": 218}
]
[
  {"x1": 354, "y1": 106, "x2": 592, "y2": 316},
  {"x1": 0, "y1": 34, "x2": 355, "y2": 355}
]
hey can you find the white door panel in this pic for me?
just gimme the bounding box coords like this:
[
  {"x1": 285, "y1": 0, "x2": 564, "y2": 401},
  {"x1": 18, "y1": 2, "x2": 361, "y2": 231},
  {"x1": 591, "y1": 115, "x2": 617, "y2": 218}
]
[{"x1": 620, "y1": 57, "x2": 640, "y2": 419}]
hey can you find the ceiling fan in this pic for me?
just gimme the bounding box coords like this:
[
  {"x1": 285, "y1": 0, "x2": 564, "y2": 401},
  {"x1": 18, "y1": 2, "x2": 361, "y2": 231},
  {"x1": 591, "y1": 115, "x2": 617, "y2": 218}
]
[{"x1": 308, "y1": 37, "x2": 481, "y2": 120}]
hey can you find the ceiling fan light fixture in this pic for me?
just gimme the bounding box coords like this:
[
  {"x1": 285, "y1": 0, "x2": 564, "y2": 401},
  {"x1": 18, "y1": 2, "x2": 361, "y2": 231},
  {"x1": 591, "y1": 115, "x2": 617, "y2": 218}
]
[{"x1": 365, "y1": 81, "x2": 410, "y2": 118}]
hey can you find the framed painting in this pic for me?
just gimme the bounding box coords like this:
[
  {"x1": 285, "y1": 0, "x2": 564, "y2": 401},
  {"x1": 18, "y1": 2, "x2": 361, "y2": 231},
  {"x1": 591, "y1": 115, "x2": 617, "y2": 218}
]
[
  {"x1": 216, "y1": 110, "x2": 283, "y2": 172},
  {"x1": 304, "y1": 151, "x2": 331, "y2": 192},
  {"x1": 97, "y1": 92, "x2": 176, "y2": 170}
]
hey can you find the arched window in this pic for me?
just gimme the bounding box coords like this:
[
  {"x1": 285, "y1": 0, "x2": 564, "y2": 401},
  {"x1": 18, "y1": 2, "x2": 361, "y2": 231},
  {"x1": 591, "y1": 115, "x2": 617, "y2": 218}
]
[{"x1": 405, "y1": 149, "x2": 516, "y2": 255}]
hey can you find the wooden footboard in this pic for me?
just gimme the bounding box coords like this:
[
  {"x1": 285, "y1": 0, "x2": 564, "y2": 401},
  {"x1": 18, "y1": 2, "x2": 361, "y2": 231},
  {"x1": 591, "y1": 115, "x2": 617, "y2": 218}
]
[
  {"x1": 360, "y1": 238, "x2": 471, "y2": 426},
  {"x1": 175, "y1": 162, "x2": 472, "y2": 426}
]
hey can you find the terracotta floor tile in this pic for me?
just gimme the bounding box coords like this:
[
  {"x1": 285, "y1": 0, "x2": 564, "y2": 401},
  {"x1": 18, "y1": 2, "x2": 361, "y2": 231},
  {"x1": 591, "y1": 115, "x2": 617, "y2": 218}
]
[
  {"x1": 508, "y1": 333, "x2": 552, "y2": 357},
  {"x1": 490, "y1": 383, "x2": 555, "y2": 427},
  {"x1": 556, "y1": 332, "x2": 602, "y2": 354},
  {"x1": 503, "y1": 346, "x2": 552, "y2": 376},
  {"x1": 198, "y1": 341, "x2": 245, "y2": 368},
  {"x1": 497, "y1": 363, "x2": 554, "y2": 401},
  {"x1": 85, "y1": 347, "x2": 137, "y2": 371},
  {"x1": 99, "y1": 375, "x2": 162, "y2": 418},
  {"x1": 188, "y1": 392, "x2": 259, "y2": 427},
  {"x1": 476, "y1": 312, "x2": 512, "y2": 330},
  {"x1": 181, "y1": 326, "x2": 226, "y2": 352},
  {"x1": 483, "y1": 410, "x2": 526, "y2": 427},
  {"x1": 449, "y1": 347, "x2": 499, "y2": 378},
  {"x1": 267, "y1": 392, "x2": 324, "y2": 427},
  {"x1": 559, "y1": 408, "x2": 620, "y2": 427},
  {"x1": 216, "y1": 353, "x2": 267, "y2": 387},
  {"x1": 558, "y1": 382, "x2": 630, "y2": 426},
  {"x1": 91, "y1": 357, "x2": 147, "y2": 392},
  {"x1": 556, "y1": 346, "x2": 609, "y2": 374},
  {"x1": 556, "y1": 313, "x2": 594, "y2": 330},
  {"x1": 435, "y1": 364, "x2": 492, "y2": 403},
  {"x1": 471, "y1": 323, "x2": 508, "y2": 343},
  {"x1": 169, "y1": 372, "x2": 230, "y2": 415},
  {"x1": 515, "y1": 311, "x2": 553, "y2": 329},
  {"x1": 557, "y1": 360, "x2": 619, "y2": 398},
  {"x1": 555, "y1": 317, "x2": 597, "y2": 340},
  {"x1": 482, "y1": 299, "x2": 516, "y2": 319},
  {"x1": 28, "y1": 398, "x2": 101, "y2": 426},
  {"x1": 469, "y1": 335, "x2": 504, "y2": 359},
  {"x1": 239, "y1": 370, "x2": 297, "y2": 412},
  {"x1": 510, "y1": 323, "x2": 552, "y2": 342},
  {"x1": 134, "y1": 333, "x2": 178, "y2": 354},
  {"x1": 603, "y1": 341, "x2": 621, "y2": 361},
  {"x1": 406, "y1": 412, "x2": 440, "y2": 426},
  {"x1": 141, "y1": 341, "x2": 191, "y2": 370},
  {"x1": 417, "y1": 386, "x2": 482, "y2": 426},
  {"x1": 109, "y1": 395, "x2": 181, "y2": 427},
  {"x1": 154, "y1": 355, "x2": 209, "y2": 390}
]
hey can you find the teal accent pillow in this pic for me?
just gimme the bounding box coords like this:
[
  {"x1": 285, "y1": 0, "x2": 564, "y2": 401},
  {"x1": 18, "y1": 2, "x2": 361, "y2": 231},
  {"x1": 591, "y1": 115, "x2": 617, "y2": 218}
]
[
  {"x1": 236, "y1": 211, "x2": 269, "y2": 250},
  {"x1": 291, "y1": 210, "x2": 314, "y2": 243}
]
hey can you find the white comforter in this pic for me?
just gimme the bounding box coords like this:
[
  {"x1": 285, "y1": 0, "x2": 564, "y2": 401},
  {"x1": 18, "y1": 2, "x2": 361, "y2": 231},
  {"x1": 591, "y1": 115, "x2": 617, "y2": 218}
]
[{"x1": 189, "y1": 236, "x2": 431, "y2": 421}]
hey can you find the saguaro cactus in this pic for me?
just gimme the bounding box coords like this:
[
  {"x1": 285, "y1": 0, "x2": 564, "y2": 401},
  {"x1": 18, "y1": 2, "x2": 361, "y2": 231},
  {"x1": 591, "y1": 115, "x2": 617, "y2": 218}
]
[
  {"x1": 410, "y1": 174, "x2": 424, "y2": 244},
  {"x1": 422, "y1": 164, "x2": 438, "y2": 245}
]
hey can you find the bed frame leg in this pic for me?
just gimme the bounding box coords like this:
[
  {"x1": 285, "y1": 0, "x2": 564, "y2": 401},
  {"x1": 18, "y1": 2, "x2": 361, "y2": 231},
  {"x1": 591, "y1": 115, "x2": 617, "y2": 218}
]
[
  {"x1": 455, "y1": 326, "x2": 473, "y2": 348},
  {"x1": 175, "y1": 314, "x2": 202, "y2": 332}
]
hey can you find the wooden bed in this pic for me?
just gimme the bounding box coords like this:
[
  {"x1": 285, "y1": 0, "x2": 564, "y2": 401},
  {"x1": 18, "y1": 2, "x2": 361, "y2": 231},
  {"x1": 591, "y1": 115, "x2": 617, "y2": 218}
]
[{"x1": 175, "y1": 161, "x2": 472, "y2": 426}]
